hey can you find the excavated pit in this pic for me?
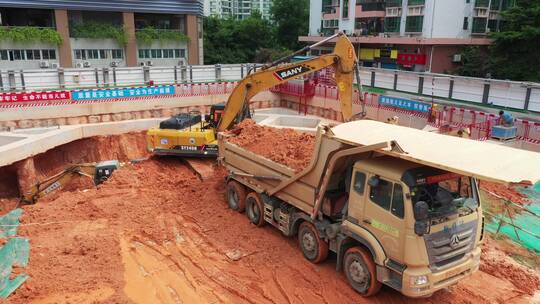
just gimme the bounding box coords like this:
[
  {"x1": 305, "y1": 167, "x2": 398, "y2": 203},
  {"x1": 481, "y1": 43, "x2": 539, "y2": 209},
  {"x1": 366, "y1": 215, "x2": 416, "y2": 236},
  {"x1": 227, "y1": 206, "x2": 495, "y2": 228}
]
[{"x1": 0, "y1": 127, "x2": 538, "y2": 303}]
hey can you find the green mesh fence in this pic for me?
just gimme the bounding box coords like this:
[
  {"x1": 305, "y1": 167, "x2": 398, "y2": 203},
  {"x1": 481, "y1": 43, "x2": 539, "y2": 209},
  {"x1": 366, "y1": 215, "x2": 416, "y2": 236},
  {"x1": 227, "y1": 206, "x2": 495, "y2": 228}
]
[
  {"x1": 0, "y1": 209, "x2": 22, "y2": 238},
  {"x1": 485, "y1": 184, "x2": 540, "y2": 253},
  {"x1": 0, "y1": 209, "x2": 29, "y2": 299}
]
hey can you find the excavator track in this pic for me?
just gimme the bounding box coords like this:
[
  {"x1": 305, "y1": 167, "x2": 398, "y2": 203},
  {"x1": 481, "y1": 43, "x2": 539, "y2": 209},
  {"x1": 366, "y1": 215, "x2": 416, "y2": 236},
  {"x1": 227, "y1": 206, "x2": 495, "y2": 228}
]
[{"x1": 183, "y1": 159, "x2": 215, "y2": 181}]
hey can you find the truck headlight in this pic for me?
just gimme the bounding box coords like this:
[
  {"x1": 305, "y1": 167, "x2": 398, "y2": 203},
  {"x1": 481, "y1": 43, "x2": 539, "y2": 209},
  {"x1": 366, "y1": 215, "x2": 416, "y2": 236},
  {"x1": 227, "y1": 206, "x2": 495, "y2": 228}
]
[{"x1": 411, "y1": 275, "x2": 429, "y2": 286}]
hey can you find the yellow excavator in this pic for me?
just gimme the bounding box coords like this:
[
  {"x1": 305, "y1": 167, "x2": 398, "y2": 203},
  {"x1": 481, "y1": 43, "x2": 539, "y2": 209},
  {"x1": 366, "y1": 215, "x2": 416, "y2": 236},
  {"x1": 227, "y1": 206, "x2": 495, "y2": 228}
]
[
  {"x1": 20, "y1": 160, "x2": 120, "y2": 205},
  {"x1": 146, "y1": 32, "x2": 363, "y2": 156}
]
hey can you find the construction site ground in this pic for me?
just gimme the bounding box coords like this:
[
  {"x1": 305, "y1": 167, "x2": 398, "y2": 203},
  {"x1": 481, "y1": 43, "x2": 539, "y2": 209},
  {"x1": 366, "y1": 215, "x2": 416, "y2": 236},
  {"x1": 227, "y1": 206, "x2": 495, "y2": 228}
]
[{"x1": 1, "y1": 132, "x2": 539, "y2": 304}]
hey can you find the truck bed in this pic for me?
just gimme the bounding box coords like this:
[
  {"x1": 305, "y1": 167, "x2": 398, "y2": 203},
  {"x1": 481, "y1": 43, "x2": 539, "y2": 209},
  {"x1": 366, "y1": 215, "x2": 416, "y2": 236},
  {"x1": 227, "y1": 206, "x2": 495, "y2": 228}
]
[{"x1": 219, "y1": 126, "x2": 362, "y2": 215}]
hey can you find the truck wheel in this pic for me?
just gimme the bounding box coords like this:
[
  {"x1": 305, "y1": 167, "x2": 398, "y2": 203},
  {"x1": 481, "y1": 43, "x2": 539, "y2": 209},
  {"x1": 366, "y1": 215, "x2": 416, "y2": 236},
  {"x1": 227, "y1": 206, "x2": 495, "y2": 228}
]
[
  {"x1": 246, "y1": 192, "x2": 265, "y2": 227},
  {"x1": 227, "y1": 180, "x2": 247, "y2": 212},
  {"x1": 298, "y1": 221, "x2": 329, "y2": 264},
  {"x1": 343, "y1": 246, "x2": 381, "y2": 297}
]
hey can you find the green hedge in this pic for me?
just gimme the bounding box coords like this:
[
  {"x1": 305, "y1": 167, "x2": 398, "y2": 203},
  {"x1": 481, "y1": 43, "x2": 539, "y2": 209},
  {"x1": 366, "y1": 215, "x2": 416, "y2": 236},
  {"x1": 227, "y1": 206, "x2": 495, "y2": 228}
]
[
  {"x1": 0, "y1": 27, "x2": 63, "y2": 46},
  {"x1": 135, "y1": 27, "x2": 190, "y2": 45},
  {"x1": 70, "y1": 22, "x2": 127, "y2": 46}
]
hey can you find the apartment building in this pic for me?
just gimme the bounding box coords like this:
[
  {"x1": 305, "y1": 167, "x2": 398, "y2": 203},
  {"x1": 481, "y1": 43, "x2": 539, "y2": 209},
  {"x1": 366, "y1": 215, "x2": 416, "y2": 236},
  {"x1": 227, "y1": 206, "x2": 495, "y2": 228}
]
[
  {"x1": 204, "y1": 0, "x2": 272, "y2": 20},
  {"x1": 303, "y1": 0, "x2": 515, "y2": 73},
  {"x1": 0, "y1": 0, "x2": 204, "y2": 69}
]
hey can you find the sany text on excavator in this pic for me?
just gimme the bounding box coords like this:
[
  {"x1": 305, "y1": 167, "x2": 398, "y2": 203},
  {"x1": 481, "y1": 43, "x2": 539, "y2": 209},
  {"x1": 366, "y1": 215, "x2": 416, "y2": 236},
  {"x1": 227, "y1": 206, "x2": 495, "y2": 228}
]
[
  {"x1": 20, "y1": 160, "x2": 120, "y2": 205},
  {"x1": 146, "y1": 32, "x2": 364, "y2": 157}
]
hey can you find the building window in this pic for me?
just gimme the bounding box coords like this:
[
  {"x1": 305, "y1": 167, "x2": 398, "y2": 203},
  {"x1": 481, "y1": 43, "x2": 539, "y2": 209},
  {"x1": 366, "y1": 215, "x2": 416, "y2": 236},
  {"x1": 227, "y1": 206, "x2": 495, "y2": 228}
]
[
  {"x1": 342, "y1": 0, "x2": 349, "y2": 18},
  {"x1": 384, "y1": 17, "x2": 401, "y2": 32},
  {"x1": 151, "y1": 49, "x2": 162, "y2": 58},
  {"x1": 11, "y1": 50, "x2": 24, "y2": 61},
  {"x1": 86, "y1": 49, "x2": 99, "y2": 59},
  {"x1": 41, "y1": 49, "x2": 56, "y2": 60},
  {"x1": 112, "y1": 49, "x2": 123, "y2": 59},
  {"x1": 405, "y1": 16, "x2": 424, "y2": 32},
  {"x1": 26, "y1": 50, "x2": 34, "y2": 60},
  {"x1": 0, "y1": 50, "x2": 7, "y2": 60},
  {"x1": 99, "y1": 50, "x2": 107, "y2": 59},
  {"x1": 33, "y1": 50, "x2": 41, "y2": 60},
  {"x1": 463, "y1": 17, "x2": 469, "y2": 30},
  {"x1": 163, "y1": 49, "x2": 174, "y2": 58}
]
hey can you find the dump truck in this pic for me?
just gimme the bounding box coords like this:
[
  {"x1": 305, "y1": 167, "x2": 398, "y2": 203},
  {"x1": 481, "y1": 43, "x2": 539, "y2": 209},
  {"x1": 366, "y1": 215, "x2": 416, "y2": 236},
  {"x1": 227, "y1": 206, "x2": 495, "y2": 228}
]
[{"x1": 218, "y1": 119, "x2": 540, "y2": 298}]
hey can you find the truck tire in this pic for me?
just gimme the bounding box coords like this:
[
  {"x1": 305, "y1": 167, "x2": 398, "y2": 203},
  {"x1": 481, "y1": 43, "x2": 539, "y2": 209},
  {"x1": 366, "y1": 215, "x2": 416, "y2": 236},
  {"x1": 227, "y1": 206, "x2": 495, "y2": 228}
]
[
  {"x1": 246, "y1": 192, "x2": 265, "y2": 227},
  {"x1": 227, "y1": 180, "x2": 247, "y2": 212},
  {"x1": 298, "y1": 221, "x2": 329, "y2": 264},
  {"x1": 343, "y1": 246, "x2": 382, "y2": 297}
]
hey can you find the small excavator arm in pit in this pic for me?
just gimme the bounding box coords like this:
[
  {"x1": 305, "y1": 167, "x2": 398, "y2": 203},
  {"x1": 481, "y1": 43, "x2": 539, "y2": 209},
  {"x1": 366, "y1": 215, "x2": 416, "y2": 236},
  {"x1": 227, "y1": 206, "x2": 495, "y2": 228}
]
[
  {"x1": 20, "y1": 160, "x2": 120, "y2": 205},
  {"x1": 217, "y1": 32, "x2": 360, "y2": 132}
]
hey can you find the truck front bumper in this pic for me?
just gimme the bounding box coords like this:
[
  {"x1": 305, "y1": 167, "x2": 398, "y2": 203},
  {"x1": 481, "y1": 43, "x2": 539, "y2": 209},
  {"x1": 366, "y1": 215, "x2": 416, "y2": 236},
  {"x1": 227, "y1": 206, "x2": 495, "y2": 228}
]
[{"x1": 400, "y1": 247, "x2": 481, "y2": 298}]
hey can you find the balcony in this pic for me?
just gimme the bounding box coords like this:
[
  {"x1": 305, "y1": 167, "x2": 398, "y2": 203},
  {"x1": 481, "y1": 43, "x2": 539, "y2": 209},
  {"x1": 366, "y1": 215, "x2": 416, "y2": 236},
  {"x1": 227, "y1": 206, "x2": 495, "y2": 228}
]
[
  {"x1": 489, "y1": 0, "x2": 501, "y2": 10},
  {"x1": 474, "y1": 0, "x2": 489, "y2": 8},
  {"x1": 384, "y1": 17, "x2": 401, "y2": 33},
  {"x1": 386, "y1": 0, "x2": 402, "y2": 8},
  {"x1": 472, "y1": 17, "x2": 487, "y2": 34},
  {"x1": 357, "y1": 2, "x2": 385, "y2": 11},
  {"x1": 408, "y1": 0, "x2": 425, "y2": 5},
  {"x1": 355, "y1": 18, "x2": 384, "y2": 36},
  {"x1": 405, "y1": 16, "x2": 423, "y2": 33}
]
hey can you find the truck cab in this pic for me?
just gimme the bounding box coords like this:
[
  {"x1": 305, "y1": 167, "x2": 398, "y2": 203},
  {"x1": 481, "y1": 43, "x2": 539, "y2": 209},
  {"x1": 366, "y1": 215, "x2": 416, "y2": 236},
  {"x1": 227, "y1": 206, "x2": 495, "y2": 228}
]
[{"x1": 341, "y1": 156, "x2": 482, "y2": 297}]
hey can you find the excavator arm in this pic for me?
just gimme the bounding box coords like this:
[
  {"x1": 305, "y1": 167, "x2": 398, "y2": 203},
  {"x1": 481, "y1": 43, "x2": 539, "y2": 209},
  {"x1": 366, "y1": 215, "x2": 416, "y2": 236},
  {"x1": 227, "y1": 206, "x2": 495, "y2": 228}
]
[
  {"x1": 217, "y1": 32, "x2": 359, "y2": 132},
  {"x1": 20, "y1": 160, "x2": 120, "y2": 205}
]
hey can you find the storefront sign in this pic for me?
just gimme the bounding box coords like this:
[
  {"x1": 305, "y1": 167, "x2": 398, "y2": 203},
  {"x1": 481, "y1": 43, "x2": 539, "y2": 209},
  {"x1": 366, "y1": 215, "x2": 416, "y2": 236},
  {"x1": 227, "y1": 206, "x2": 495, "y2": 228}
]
[
  {"x1": 72, "y1": 85, "x2": 175, "y2": 101},
  {"x1": 0, "y1": 91, "x2": 70, "y2": 102},
  {"x1": 379, "y1": 96, "x2": 432, "y2": 113},
  {"x1": 397, "y1": 53, "x2": 427, "y2": 66}
]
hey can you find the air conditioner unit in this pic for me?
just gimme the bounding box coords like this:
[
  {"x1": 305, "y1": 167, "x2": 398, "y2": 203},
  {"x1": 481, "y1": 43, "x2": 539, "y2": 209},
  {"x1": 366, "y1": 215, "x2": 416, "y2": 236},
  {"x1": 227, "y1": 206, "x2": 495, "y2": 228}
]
[
  {"x1": 452, "y1": 54, "x2": 462, "y2": 63},
  {"x1": 146, "y1": 61, "x2": 154, "y2": 66},
  {"x1": 76, "y1": 62, "x2": 83, "y2": 68},
  {"x1": 178, "y1": 59, "x2": 187, "y2": 66},
  {"x1": 83, "y1": 61, "x2": 91, "y2": 68},
  {"x1": 51, "y1": 63, "x2": 59, "y2": 69},
  {"x1": 39, "y1": 61, "x2": 49, "y2": 68},
  {"x1": 110, "y1": 61, "x2": 118, "y2": 67},
  {"x1": 139, "y1": 62, "x2": 146, "y2": 67}
]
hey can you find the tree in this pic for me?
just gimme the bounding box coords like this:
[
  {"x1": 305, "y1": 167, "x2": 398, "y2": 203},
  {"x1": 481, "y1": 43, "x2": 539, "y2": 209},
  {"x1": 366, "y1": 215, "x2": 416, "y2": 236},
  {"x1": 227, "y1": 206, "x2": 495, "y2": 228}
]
[
  {"x1": 455, "y1": 46, "x2": 490, "y2": 78},
  {"x1": 204, "y1": 12, "x2": 276, "y2": 64},
  {"x1": 270, "y1": 0, "x2": 309, "y2": 50},
  {"x1": 488, "y1": 0, "x2": 540, "y2": 81}
]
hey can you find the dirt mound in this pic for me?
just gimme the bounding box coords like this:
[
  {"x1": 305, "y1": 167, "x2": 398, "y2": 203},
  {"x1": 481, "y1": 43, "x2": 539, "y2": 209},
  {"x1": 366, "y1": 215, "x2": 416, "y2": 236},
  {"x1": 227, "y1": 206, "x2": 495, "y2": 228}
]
[
  {"x1": 480, "y1": 181, "x2": 529, "y2": 205},
  {"x1": 227, "y1": 119, "x2": 316, "y2": 172},
  {"x1": 479, "y1": 236, "x2": 540, "y2": 295}
]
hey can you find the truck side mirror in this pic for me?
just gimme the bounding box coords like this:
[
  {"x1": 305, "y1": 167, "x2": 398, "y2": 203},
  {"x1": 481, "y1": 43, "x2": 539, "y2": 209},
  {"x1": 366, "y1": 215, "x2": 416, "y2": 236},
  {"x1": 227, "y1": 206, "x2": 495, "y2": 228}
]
[
  {"x1": 413, "y1": 201, "x2": 429, "y2": 220},
  {"x1": 414, "y1": 221, "x2": 429, "y2": 236}
]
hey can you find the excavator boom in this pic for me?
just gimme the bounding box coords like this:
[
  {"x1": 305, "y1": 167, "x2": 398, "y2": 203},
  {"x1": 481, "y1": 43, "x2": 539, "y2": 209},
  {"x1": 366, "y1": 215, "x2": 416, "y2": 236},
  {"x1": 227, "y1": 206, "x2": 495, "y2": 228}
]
[{"x1": 217, "y1": 32, "x2": 358, "y2": 132}]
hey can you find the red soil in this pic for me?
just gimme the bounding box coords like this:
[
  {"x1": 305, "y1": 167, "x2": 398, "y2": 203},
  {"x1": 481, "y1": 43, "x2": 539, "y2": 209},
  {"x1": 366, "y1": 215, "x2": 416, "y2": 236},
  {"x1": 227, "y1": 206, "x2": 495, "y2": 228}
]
[
  {"x1": 2, "y1": 132, "x2": 538, "y2": 304},
  {"x1": 480, "y1": 181, "x2": 529, "y2": 205},
  {"x1": 227, "y1": 119, "x2": 316, "y2": 172}
]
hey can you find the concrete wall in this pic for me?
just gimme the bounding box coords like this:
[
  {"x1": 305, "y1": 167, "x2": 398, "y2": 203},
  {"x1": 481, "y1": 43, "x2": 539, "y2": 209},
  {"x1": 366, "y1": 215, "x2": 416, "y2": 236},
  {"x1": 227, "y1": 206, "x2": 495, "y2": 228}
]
[
  {"x1": 425, "y1": 0, "x2": 472, "y2": 39},
  {"x1": 309, "y1": 0, "x2": 323, "y2": 36}
]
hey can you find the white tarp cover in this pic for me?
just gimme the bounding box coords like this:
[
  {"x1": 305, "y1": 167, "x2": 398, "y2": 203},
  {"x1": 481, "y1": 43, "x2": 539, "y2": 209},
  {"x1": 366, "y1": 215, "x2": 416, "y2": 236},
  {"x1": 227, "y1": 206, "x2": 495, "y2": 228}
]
[{"x1": 331, "y1": 120, "x2": 540, "y2": 185}]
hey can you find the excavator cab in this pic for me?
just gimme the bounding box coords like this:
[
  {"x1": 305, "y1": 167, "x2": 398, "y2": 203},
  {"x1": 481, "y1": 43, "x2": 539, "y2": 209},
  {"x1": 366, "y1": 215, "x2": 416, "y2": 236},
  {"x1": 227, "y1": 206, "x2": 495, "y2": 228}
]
[
  {"x1": 94, "y1": 160, "x2": 120, "y2": 184},
  {"x1": 205, "y1": 103, "x2": 226, "y2": 129}
]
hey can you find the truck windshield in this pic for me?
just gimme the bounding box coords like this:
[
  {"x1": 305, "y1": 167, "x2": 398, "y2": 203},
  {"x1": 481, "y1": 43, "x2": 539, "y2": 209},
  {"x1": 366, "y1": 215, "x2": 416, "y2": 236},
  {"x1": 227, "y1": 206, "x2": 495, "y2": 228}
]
[{"x1": 411, "y1": 175, "x2": 478, "y2": 219}]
